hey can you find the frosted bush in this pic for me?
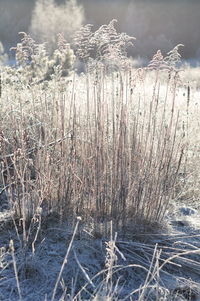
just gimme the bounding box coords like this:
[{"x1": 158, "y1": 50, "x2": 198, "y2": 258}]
[
  {"x1": 73, "y1": 20, "x2": 135, "y2": 72},
  {"x1": 0, "y1": 41, "x2": 7, "y2": 66},
  {"x1": 9, "y1": 32, "x2": 75, "y2": 85},
  {"x1": 30, "y1": 0, "x2": 84, "y2": 54}
]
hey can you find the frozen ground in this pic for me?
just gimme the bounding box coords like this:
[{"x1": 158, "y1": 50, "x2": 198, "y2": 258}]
[{"x1": 0, "y1": 202, "x2": 200, "y2": 300}]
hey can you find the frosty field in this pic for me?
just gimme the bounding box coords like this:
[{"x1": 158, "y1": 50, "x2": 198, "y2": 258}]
[{"x1": 0, "y1": 22, "x2": 200, "y2": 300}]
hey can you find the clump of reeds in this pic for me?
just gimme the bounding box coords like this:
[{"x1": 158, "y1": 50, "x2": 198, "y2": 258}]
[{"x1": 0, "y1": 22, "x2": 187, "y2": 238}]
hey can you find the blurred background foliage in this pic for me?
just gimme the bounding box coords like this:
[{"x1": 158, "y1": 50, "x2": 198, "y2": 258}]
[{"x1": 0, "y1": 0, "x2": 199, "y2": 62}]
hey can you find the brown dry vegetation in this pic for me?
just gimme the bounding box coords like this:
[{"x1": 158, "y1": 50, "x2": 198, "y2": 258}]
[
  {"x1": 0, "y1": 23, "x2": 200, "y2": 300},
  {"x1": 0, "y1": 37, "x2": 187, "y2": 234}
]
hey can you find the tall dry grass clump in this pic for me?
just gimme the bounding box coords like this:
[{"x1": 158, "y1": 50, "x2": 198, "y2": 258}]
[{"x1": 0, "y1": 23, "x2": 187, "y2": 238}]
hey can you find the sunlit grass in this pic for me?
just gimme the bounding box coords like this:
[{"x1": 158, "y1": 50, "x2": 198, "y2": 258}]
[{"x1": 0, "y1": 22, "x2": 200, "y2": 300}]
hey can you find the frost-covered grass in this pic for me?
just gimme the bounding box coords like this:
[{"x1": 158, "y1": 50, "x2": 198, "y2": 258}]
[
  {"x1": 0, "y1": 67, "x2": 185, "y2": 227},
  {"x1": 1, "y1": 208, "x2": 200, "y2": 301},
  {"x1": 0, "y1": 24, "x2": 200, "y2": 300}
]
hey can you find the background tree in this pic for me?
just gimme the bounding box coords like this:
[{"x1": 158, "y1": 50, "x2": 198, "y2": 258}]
[{"x1": 30, "y1": 0, "x2": 85, "y2": 54}]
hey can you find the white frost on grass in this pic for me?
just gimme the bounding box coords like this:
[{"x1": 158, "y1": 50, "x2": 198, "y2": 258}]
[{"x1": 0, "y1": 204, "x2": 200, "y2": 300}]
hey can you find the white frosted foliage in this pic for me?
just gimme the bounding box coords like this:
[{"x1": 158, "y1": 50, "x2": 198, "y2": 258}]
[{"x1": 30, "y1": 0, "x2": 85, "y2": 53}]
